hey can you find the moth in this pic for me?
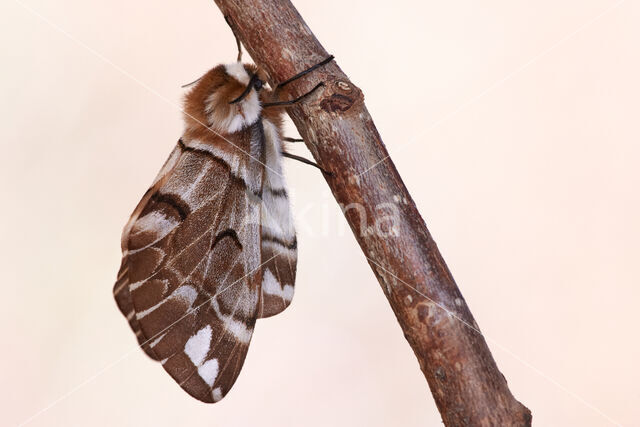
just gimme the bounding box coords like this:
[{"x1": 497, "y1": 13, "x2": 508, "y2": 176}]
[{"x1": 113, "y1": 48, "x2": 333, "y2": 402}]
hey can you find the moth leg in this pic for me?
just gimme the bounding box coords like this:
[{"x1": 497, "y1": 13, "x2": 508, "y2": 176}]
[
  {"x1": 282, "y1": 151, "x2": 333, "y2": 176},
  {"x1": 263, "y1": 83, "x2": 324, "y2": 107},
  {"x1": 266, "y1": 56, "x2": 335, "y2": 173},
  {"x1": 263, "y1": 55, "x2": 334, "y2": 106},
  {"x1": 274, "y1": 55, "x2": 334, "y2": 90}
]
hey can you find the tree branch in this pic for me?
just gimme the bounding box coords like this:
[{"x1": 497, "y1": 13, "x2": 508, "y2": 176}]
[{"x1": 214, "y1": 1, "x2": 531, "y2": 424}]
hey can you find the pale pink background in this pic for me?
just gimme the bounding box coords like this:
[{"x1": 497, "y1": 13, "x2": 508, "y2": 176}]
[{"x1": 1, "y1": 0, "x2": 639, "y2": 425}]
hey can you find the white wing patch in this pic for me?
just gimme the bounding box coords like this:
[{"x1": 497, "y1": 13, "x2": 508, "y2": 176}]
[
  {"x1": 262, "y1": 269, "x2": 294, "y2": 301},
  {"x1": 132, "y1": 211, "x2": 179, "y2": 236},
  {"x1": 184, "y1": 325, "x2": 220, "y2": 387},
  {"x1": 128, "y1": 211, "x2": 180, "y2": 254},
  {"x1": 198, "y1": 359, "x2": 220, "y2": 387},
  {"x1": 149, "y1": 332, "x2": 166, "y2": 348},
  {"x1": 184, "y1": 325, "x2": 212, "y2": 366}
]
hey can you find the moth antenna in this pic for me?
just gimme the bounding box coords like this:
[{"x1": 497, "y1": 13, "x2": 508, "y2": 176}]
[
  {"x1": 181, "y1": 77, "x2": 202, "y2": 88},
  {"x1": 224, "y1": 15, "x2": 243, "y2": 62},
  {"x1": 263, "y1": 82, "x2": 324, "y2": 107},
  {"x1": 282, "y1": 151, "x2": 333, "y2": 176},
  {"x1": 283, "y1": 137, "x2": 304, "y2": 142}
]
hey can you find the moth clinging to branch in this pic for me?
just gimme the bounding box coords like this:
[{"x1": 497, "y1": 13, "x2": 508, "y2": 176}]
[{"x1": 113, "y1": 32, "x2": 334, "y2": 402}]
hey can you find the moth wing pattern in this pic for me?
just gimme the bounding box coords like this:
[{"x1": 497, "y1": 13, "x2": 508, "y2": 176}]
[
  {"x1": 257, "y1": 118, "x2": 298, "y2": 318},
  {"x1": 113, "y1": 126, "x2": 265, "y2": 403},
  {"x1": 114, "y1": 144, "x2": 183, "y2": 358}
]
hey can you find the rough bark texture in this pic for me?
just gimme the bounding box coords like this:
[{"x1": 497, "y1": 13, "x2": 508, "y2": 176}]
[{"x1": 214, "y1": 0, "x2": 532, "y2": 424}]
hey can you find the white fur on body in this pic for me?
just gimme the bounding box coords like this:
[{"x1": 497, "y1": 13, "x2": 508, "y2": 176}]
[
  {"x1": 203, "y1": 63, "x2": 262, "y2": 134},
  {"x1": 224, "y1": 62, "x2": 250, "y2": 85}
]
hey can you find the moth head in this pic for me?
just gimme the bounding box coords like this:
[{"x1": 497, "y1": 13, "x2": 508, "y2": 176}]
[{"x1": 183, "y1": 63, "x2": 268, "y2": 134}]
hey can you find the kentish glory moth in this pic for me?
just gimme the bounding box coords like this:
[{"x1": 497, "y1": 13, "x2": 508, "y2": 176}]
[{"x1": 113, "y1": 54, "x2": 333, "y2": 403}]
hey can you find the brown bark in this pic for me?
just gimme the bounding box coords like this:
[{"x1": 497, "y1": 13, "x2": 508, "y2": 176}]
[{"x1": 214, "y1": 1, "x2": 531, "y2": 424}]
